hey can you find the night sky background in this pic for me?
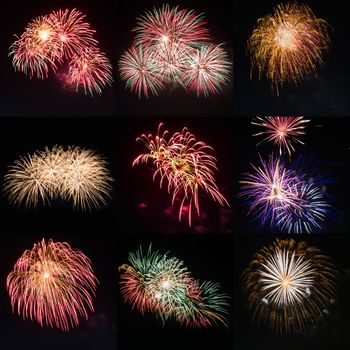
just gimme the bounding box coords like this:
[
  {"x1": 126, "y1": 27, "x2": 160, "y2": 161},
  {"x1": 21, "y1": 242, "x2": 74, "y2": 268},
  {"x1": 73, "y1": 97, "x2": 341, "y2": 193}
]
[{"x1": 0, "y1": 0, "x2": 350, "y2": 349}]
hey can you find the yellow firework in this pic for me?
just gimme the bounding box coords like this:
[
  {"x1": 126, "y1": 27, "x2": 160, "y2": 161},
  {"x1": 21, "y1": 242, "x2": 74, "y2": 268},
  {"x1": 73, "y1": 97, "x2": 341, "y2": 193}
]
[
  {"x1": 7, "y1": 239, "x2": 98, "y2": 331},
  {"x1": 247, "y1": 2, "x2": 331, "y2": 94},
  {"x1": 242, "y1": 239, "x2": 337, "y2": 334},
  {"x1": 3, "y1": 145, "x2": 113, "y2": 210}
]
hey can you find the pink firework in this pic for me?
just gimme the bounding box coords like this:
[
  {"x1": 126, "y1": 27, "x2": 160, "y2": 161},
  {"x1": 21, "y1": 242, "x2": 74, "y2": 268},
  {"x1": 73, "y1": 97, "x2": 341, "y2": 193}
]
[
  {"x1": 7, "y1": 239, "x2": 98, "y2": 331},
  {"x1": 10, "y1": 9, "x2": 112, "y2": 95},
  {"x1": 68, "y1": 47, "x2": 113, "y2": 96},
  {"x1": 252, "y1": 116, "x2": 310, "y2": 155},
  {"x1": 182, "y1": 44, "x2": 231, "y2": 97},
  {"x1": 119, "y1": 45, "x2": 166, "y2": 98},
  {"x1": 133, "y1": 123, "x2": 229, "y2": 226},
  {"x1": 9, "y1": 15, "x2": 62, "y2": 79},
  {"x1": 49, "y1": 8, "x2": 98, "y2": 58},
  {"x1": 134, "y1": 4, "x2": 211, "y2": 48}
]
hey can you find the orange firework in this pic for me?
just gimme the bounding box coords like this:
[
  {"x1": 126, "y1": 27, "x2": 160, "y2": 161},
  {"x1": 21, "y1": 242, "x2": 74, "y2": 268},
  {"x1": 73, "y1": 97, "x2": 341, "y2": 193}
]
[
  {"x1": 247, "y1": 2, "x2": 331, "y2": 94},
  {"x1": 7, "y1": 239, "x2": 98, "y2": 331}
]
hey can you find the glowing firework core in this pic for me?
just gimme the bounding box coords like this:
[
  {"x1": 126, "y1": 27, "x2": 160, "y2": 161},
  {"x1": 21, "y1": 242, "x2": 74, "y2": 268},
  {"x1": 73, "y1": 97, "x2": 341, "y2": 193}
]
[{"x1": 275, "y1": 24, "x2": 297, "y2": 50}]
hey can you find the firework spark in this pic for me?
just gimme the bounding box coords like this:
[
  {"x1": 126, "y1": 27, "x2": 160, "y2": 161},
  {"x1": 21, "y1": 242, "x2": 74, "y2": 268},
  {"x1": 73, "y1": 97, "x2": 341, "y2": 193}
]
[
  {"x1": 7, "y1": 238, "x2": 98, "y2": 331},
  {"x1": 119, "y1": 4, "x2": 231, "y2": 97},
  {"x1": 252, "y1": 116, "x2": 310, "y2": 156},
  {"x1": 3, "y1": 145, "x2": 113, "y2": 210},
  {"x1": 248, "y1": 2, "x2": 330, "y2": 94},
  {"x1": 242, "y1": 239, "x2": 337, "y2": 334},
  {"x1": 119, "y1": 245, "x2": 229, "y2": 328},
  {"x1": 68, "y1": 47, "x2": 113, "y2": 96},
  {"x1": 133, "y1": 123, "x2": 229, "y2": 226}
]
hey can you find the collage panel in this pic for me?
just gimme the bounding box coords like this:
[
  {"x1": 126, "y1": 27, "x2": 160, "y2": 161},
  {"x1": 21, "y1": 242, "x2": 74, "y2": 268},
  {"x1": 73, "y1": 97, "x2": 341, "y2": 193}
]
[
  {"x1": 0, "y1": 233, "x2": 117, "y2": 350},
  {"x1": 114, "y1": 0, "x2": 234, "y2": 117},
  {"x1": 233, "y1": 0, "x2": 350, "y2": 116},
  {"x1": 116, "y1": 233, "x2": 234, "y2": 350},
  {"x1": 115, "y1": 117, "x2": 233, "y2": 234},
  {"x1": 233, "y1": 234, "x2": 350, "y2": 350}
]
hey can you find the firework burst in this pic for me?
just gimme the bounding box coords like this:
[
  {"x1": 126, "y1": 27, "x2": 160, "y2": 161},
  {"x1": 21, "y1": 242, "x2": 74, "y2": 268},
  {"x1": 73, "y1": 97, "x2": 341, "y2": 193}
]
[
  {"x1": 182, "y1": 44, "x2": 232, "y2": 97},
  {"x1": 242, "y1": 239, "x2": 337, "y2": 334},
  {"x1": 119, "y1": 45, "x2": 165, "y2": 98},
  {"x1": 7, "y1": 238, "x2": 98, "y2": 331},
  {"x1": 9, "y1": 9, "x2": 112, "y2": 95},
  {"x1": 252, "y1": 116, "x2": 310, "y2": 156},
  {"x1": 3, "y1": 145, "x2": 113, "y2": 210},
  {"x1": 248, "y1": 2, "x2": 331, "y2": 94},
  {"x1": 133, "y1": 123, "x2": 229, "y2": 226},
  {"x1": 119, "y1": 4, "x2": 231, "y2": 97},
  {"x1": 133, "y1": 4, "x2": 211, "y2": 48},
  {"x1": 49, "y1": 9, "x2": 97, "y2": 59},
  {"x1": 239, "y1": 154, "x2": 333, "y2": 233},
  {"x1": 68, "y1": 47, "x2": 113, "y2": 96},
  {"x1": 119, "y1": 245, "x2": 229, "y2": 328}
]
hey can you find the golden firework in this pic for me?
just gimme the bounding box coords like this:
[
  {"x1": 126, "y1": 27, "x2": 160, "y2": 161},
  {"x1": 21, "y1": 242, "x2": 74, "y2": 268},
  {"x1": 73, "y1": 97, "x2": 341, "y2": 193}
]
[
  {"x1": 242, "y1": 239, "x2": 337, "y2": 334},
  {"x1": 3, "y1": 145, "x2": 113, "y2": 210},
  {"x1": 247, "y1": 2, "x2": 331, "y2": 94}
]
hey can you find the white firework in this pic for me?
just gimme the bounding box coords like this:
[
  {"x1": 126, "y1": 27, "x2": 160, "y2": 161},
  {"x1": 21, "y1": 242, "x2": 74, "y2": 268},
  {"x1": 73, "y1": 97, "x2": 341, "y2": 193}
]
[{"x1": 259, "y1": 248, "x2": 315, "y2": 307}]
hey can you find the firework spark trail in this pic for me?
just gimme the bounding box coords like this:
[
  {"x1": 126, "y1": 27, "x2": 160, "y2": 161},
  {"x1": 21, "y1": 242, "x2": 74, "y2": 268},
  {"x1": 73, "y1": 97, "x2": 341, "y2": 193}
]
[
  {"x1": 133, "y1": 123, "x2": 229, "y2": 226},
  {"x1": 242, "y1": 239, "x2": 337, "y2": 334},
  {"x1": 68, "y1": 47, "x2": 113, "y2": 96},
  {"x1": 248, "y1": 2, "x2": 330, "y2": 94},
  {"x1": 9, "y1": 8, "x2": 112, "y2": 95},
  {"x1": 3, "y1": 145, "x2": 113, "y2": 210},
  {"x1": 119, "y1": 4, "x2": 231, "y2": 97},
  {"x1": 7, "y1": 239, "x2": 98, "y2": 331},
  {"x1": 119, "y1": 245, "x2": 229, "y2": 328},
  {"x1": 252, "y1": 116, "x2": 310, "y2": 156}
]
